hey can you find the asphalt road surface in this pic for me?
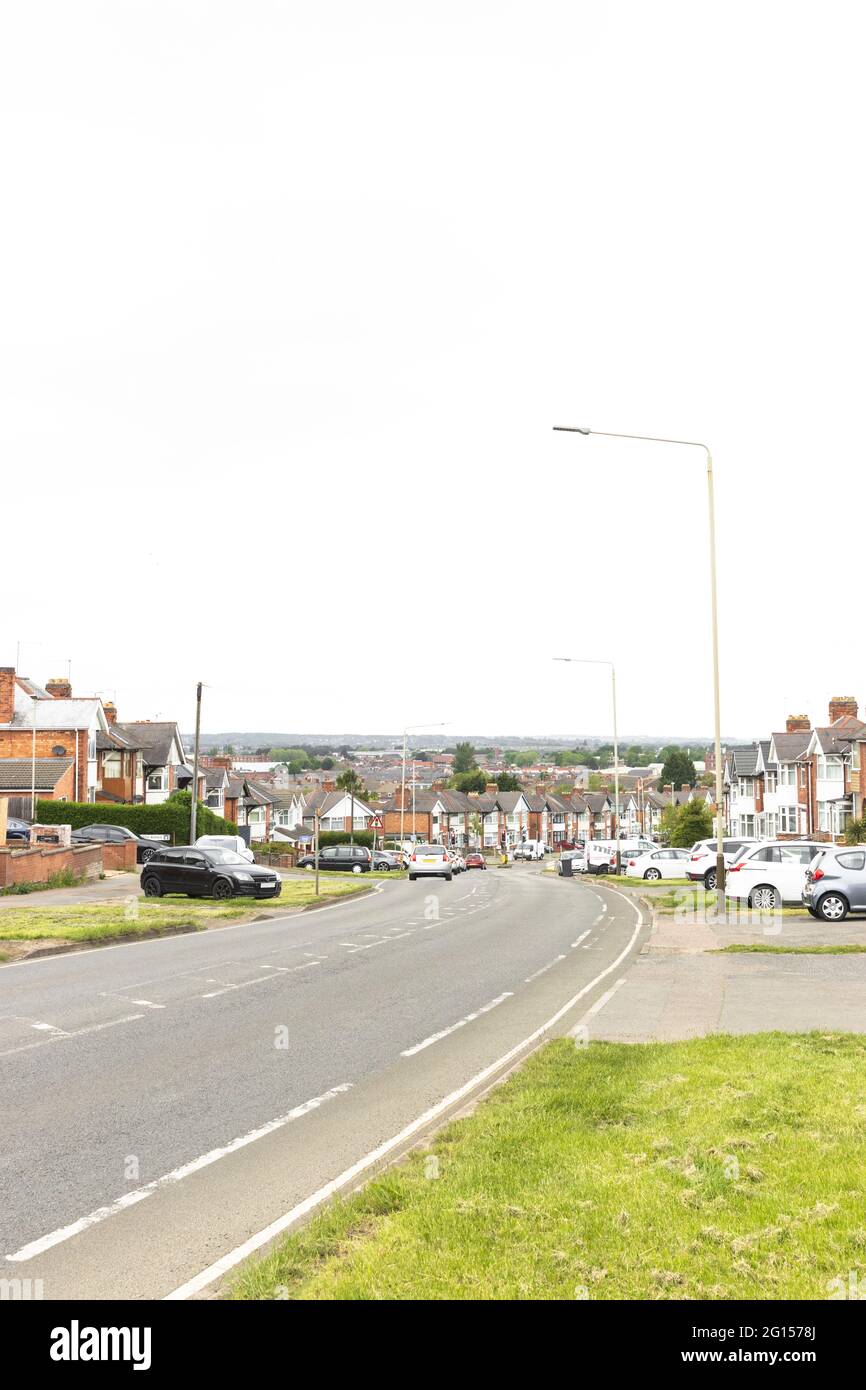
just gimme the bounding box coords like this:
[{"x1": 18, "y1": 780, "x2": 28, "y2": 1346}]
[{"x1": 0, "y1": 865, "x2": 647, "y2": 1299}]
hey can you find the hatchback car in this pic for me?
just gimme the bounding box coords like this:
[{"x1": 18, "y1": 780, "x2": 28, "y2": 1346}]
[
  {"x1": 625, "y1": 847, "x2": 692, "y2": 881},
  {"x1": 72, "y1": 823, "x2": 162, "y2": 863},
  {"x1": 449, "y1": 850, "x2": 466, "y2": 873},
  {"x1": 408, "y1": 844, "x2": 453, "y2": 881},
  {"x1": 803, "y1": 846, "x2": 866, "y2": 922},
  {"x1": 141, "y1": 846, "x2": 281, "y2": 899},
  {"x1": 5, "y1": 817, "x2": 31, "y2": 842},
  {"x1": 686, "y1": 838, "x2": 760, "y2": 890},
  {"x1": 465, "y1": 852, "x2": 486, "y2": 869},
  {"x1": 372, "y1": 849, "x2": 404, "y2": 871},
  {"x1": 296, "y1": 845, "x2": 373, "y2": 873},
  {"x1": 724, "y1": 840, "x2": 825, "y2": 909}
]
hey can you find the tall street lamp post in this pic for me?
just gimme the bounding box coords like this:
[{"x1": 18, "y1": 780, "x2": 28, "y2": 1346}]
[
  {"x1": 553, "y1": 657, "x2": 620, "y2": 872},
  {"x1": 400, "y1": 722, "x2": 448, "y2": 849},
  {"x1": 554, "y1": 426, "x2": 726, "y2": 893}
]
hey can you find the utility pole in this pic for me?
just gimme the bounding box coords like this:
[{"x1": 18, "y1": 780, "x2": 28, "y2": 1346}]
[
  {"x1": 189, "y1": 681, "x2": 202, "y2": 844},
  {"x1": 314, "y1": 802, "x2": 321, "y2": 896},
  {"x1": 30, "y1": 695, "x2": 38, "y2": 822}
]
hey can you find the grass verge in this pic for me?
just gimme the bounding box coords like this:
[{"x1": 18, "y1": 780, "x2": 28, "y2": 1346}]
[
  {"x1": 0, "y1": 878, "x2": 371, "y2": 943},
  {"x1": 716, "y1": 944, "x2": 866, "y2": 955},
  {"x1": 230, "y1": 1033, "x2": 866, "y2": 1301}
]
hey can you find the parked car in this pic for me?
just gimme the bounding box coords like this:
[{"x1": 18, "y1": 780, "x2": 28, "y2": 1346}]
[
  {"x1": 296, "y1": 845, "x2": 373, "y2": 873},
  {"x1": 686, "y1": 838, "x2": 760, "y2": 890},
  {"x1": 724, "y1": 840, "x2": 825, "y2": 909},
  {"x1": 408, "y1": 844, "x2": 453, "y2": 881},
  {"x1": 372, "y1": 849, "x2": 404, "y2": 871},
  {"x1": 450, "y1": 850, "x2": 467, "y2": 873},
  {"x1": 625, "y1": 847, "x2": 692, "y2": 881},
  {"x1": 71, "y1": 823, "x2": 162, "y2": 864},
  {"x1": 465, "y1": 851, "x2": 487, "y2": 869},
  {"x1": 585, "y1": 838, "x2": 657, "y2": 875},
  {"x1": 140, "y1": 846, "x2": 282, "y2": 899},
  {"x1": 513, "y1": 840, "x2": 545, "y2": 861},
  {"x1": 558, "y1": 848, "x2": 586, "y2": 874},
  {"x1": 803, "y1": 845, "x2": 866, "y2": 922},
  {"x1": 195, "y1": 833, "x2": 254, "y2": 863},
  {"x1": 5, "y1": 817, "x2": 31, "y2": 842}
]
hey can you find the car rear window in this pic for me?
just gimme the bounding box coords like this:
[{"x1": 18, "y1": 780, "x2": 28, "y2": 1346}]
[
  {"x1": 836, "y1": 851, "x2": 866, "y2": 870},
  {"x1": 416, "y1": 845, "x2": 447, "y2": 856}
]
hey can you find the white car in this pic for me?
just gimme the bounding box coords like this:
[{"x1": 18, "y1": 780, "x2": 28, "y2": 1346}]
[
  {"x1": 408, "y1": 845, "x2": 453, "y2": 881},
  {"x1": 725, "y1": 840, "x2": 826, "y2": 909},
  {"x1": 448, "y1": 849, "x2": 466, "y2": 873},
  {"x1": 625, "y1": 847, "x2": 692, "y2": 881},
  {"x1": 686, "y1": 837, "x2": 760, "y2": 890},
  {"x1": 195, "y1": 834, "x2": 255, "y2": 864}
]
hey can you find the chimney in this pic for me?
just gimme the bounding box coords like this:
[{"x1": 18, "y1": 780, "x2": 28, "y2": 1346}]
[
  {"x1": 46, "y1": 677, "x2": 72, "y2": 699},
  {"x1": 485, "y1": 782, "x2": 497, "y2": 795},
  {"x1": 0, "y1": 667, "x2": 15, "y2": 723},
  {"x1": 212, "y1": 755, "x2": 232, "y2": 769},
  {"x1": 786, "y1": 714, "x2": 810, "y2": 733},
  {"x1": 103, "y1": 700, "x2": 117, "y2": 725},
  {"x1": 323, "y1": 779, "x2": 336, "y2": 793},
  {"x1": 394, "y1": 785, "x2": 407, "y2": 809},
  {"x1": 829, "y1": 696, "x2": 858, "y2": 724},
  {"x1": 535, "y1": 783, "x2": 546, "y2": 797}
]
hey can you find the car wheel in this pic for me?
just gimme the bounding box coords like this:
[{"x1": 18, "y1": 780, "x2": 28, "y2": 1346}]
[
  {"x1": 142, "y1": 877, "x2": 162, "y2": 897},
  {"x1": 807, "y1": 906, "x2": 820, "y2": 919},
  {"x1": 644, "y1": 868, "x2": 662, "y2": 880},
  {"x1": 445, "y1": 872, "x2": 453, "y2": 881},
  {"x1": 378, "y1": 863, "x2": 390, "y2": 871},
  {"x1": 304, "y1": 863, "x2": 314, "y2": 871},
  {"x1": 140, "y1": 848, "x2": 156, "y2": 863},
  {"x1": 409, "y1": 874, "x2": 416, "y2": 882},
  {"x1": 749, "y1": 885, "x2": 778, "y2": 910},
  {"x1": 212, "y1": 878, "x2": 234, "y2": 900},
  {"x1": 704, "y1": 869, "x2": 717, "y2": 891},
  {"x1": 817, "y1": 892, "x2": 848, "y2": 923}
]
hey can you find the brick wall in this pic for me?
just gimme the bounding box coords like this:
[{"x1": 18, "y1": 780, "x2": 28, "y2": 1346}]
[
  {"x1": 102, "y1": 841, "x2": 138, "y2": 872},
  {"x1": 0, "y1": 843, "x2": 102, "y2": 888}
]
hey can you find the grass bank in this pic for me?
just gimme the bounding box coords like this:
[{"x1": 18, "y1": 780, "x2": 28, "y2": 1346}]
[
  {"x1": 717, "y1": 943, "x2": 866, "y2": 956},
  {"x1": 231, "y1": 1033, "x2": 866, "y2": 1301},
  {"x1": 0, "y1": 879, "x2": 372, "y2": 943}
]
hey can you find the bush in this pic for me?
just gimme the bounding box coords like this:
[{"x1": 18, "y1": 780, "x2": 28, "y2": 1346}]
[
  {"x1": 318, "y1": 830, "x2": 373, "y2": 848},
  {"x1": 36, "y1": 796, "x2": 237, "y2": 844}
]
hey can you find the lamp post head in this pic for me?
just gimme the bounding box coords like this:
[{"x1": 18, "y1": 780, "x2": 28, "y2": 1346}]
[{"x1": 553, "y1": 425, "x2": 591, "y2": 435}]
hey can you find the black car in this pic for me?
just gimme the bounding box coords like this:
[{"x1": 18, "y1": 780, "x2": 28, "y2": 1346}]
[
  {"x1": 5, "y1": 817, "x2": 31, "y2": 842},
  {"x1": 71, "y1": 823, "x2": 163, "y2": 863},
  {"x1": 297, "y1": 845, "x2": 373, "y2": 873},
  {"x1": 140, "y1": 846, "x2": 282, "y2": 899}
]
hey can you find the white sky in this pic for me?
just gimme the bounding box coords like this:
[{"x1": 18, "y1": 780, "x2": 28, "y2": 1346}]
[{"x1": 3, "y1": 2, "x2": 864, "y2": 742}]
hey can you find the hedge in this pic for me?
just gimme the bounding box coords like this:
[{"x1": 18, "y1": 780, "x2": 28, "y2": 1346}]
[
  {"x1": 36, "y1": 795, "x2": 237, "y2": 844},
  {"x1": 317, "y1": 830, "x2": 374, "y2": 848}
]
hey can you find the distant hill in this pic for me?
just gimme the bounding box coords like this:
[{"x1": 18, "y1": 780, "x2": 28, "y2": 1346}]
[{"x1": 185, "y1": 731, "x2": 753, "y2": 751}]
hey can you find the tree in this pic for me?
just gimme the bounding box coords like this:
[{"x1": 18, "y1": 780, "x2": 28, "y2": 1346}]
[
  {"x1": 845, "y1": 815, "x2": 866, "y2": 846},
  {"x1": 495, "y1": 772, "x2": 520, "y2": 792},
  {"x1": 513, "y1": 750, "x2": 537, "y2": 768},
  {"x1": 336, "y1": 769, "x2": 366, "y2": 849},
  {"x1": 665, "y1": 799, "x2": 713, "y2": 848},
  {"x1": 451, "y1": 769, "x2": 487, "y2": 794},
  {"x1": 453, "y1": 742, "x2": 477, "y2": 773},
  {"x1": 660, "y1": 748, "x2": 697, "y2": 790}
]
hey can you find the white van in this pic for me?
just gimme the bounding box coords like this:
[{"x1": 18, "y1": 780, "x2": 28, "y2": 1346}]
[
  {"x1": 514, "y1": 840, "x2": 545, "y2": 861},
  {"x1": 585, "y1": 838, "x2": 657, "y2": 874}
]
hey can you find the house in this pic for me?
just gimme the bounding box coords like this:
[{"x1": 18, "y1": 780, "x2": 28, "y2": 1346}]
[
  {"x1": 109, "y1": 720, "x2": 188, "y2": 804},
  {"x1": 724, "y1": 745, "x2": 762, "y2": 838},
  {"x1": 765, "y1": 720, "x2": 812, "y2": 839},
  {"x1": 0, "y1": 669, "x2": 110, "y2": 803},
  {"x1": 302, "y1": 787, "x2": 378, "y2": 837},
  {"x1": 803, "y1": 699, "x2": 866, "y2": 840},
  {"x1": 0, "y1": 757, "x2": 76, "y2": 816},
  {"x1": 96, "y1": 706, "x2": 145, "y2": 802}
]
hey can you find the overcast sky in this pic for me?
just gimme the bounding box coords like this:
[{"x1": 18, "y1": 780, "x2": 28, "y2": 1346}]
[{"x1": 3, "y1": 3, "x2": 863, "y2": 742}]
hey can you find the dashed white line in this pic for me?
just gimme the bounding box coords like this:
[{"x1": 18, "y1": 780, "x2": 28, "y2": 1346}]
[
  {"x1": 401, "y1": 992, "x2": 513, "y2": 1057},
  {"x1": 7, "y1": 1083, "x2": 353, "y2": 1264},
  {"x1": 524, "y1": 955, "x2": 566, "y2": 983},
  {"x1": 570, "y1": 931, "x2": 591, "y2": 949}
]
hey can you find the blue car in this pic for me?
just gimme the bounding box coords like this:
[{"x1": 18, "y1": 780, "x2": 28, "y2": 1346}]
[{"x1": 5, "y1": 818, "x2": 30, "y2": 842}]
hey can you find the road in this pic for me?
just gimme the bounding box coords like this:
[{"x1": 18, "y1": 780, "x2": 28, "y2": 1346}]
[{"x1": 0, "y1": 865, "x2": 646, "y2": 1299}]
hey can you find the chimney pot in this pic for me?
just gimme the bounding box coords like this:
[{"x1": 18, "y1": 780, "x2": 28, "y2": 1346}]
[
  {"x1": 46, "y1": 678, "x2": 72, "y2": 699},
  {"x1": 786, "y1": 714, "x2": 811, "y2": 733}
]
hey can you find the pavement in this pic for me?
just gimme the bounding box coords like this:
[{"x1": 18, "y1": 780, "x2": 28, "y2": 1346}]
[
  {"x1": 0, "y1": 864, "x2": 647, "y2": 1299},
  {"x1": 0, "y1": 871, "x2": 142, "y2": 911}
]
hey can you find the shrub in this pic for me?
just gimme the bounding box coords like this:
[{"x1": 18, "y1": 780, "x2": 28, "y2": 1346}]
[
  {"x1": 36, "y1": 797, "x2": 237, "y2": 844},
  {"x1": 318, "y1": 830, "x2": 373, "y2": 848}
]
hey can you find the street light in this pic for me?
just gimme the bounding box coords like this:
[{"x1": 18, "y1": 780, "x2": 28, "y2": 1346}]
[
  {"x1": 400, "y1": 722, "x2": 448, "y2": 849},
  {"x1": 553, "y1": 657, "x2": 620, "y2": 872},
  {"x1": 554, "y1": 425, "x2": 726, "y2": 892}
]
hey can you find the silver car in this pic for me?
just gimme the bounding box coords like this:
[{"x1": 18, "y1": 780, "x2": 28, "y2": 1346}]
[
  {"x1": 408, "y1": 844, "x2": 453, "y2": 882},
  {"x1": 803, "y1": 845, "x2": 866, "y2": 922}
]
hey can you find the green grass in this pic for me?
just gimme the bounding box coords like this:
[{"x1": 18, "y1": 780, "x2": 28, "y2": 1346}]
[
  {"x1": 652, "y1": 888, "x2": 805, "y2": 918},
  {"x1": 230, "y1": 1033, "x2": 866, "y2": 1301},
  {"x1": 717, "y1": 944, "x2": 866, "y2": 955},
  {"x1": 0, "y1": 869, "x2": 86, "y2": 896},
  {"x1": 590, "y1": 874, "x2": 693, "y2": 889},
  {"x1": 0, "y1": 879, "x2": 371, "y2": 942}
]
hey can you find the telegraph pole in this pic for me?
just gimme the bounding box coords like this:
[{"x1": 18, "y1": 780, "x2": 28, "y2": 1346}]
[{"x1": 189, "y1": 681, "x2": 203, "y2": 844}]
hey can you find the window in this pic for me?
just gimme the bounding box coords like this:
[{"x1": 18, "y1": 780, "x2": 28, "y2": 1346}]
[
  {"x1": 837, "y1": 852, "x2": 866, "y2": 870},
  {"x1": 780, "y1": 846, "x2": 816, "y2": 865},
  {"x1": 738, "y1": 778, "x2": 755, "y2": 797},
  {"x1": 148, "y1": 770, "x2": 166, "y2": 791},
  {"x1": 765, "y1": 770, "x2": 778, "y2": 792},
  {"x1": 780, "y1": 764, "x2": 796, "y2": 786},
  {"x1": 751, "y1": 846, "x2": 782, "y2": 863},
  {"x1": 817, "y1": 757, "x2": 844, "y2": 782},
  {"x1": 778, "y1": 806, "x2": 798, "y2": 834}
]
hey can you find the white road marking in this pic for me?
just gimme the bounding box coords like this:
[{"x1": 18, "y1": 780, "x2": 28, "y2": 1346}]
[
  {"x1": 165, "y1": 886, "x2": 646, "y2": 1301},
  {"x1": 201, "y1": 961, "x2": 321, "y2": 997},
  {"x1": 570, "y1": 931, "x2": 591, "y2": 949},
  {"x1": 347, "y1": 932, "x2": 412, "y2": 953},
  {"x1": 524, "y1": 955, "x2": 566, "y2": 983},
  {"x1": 401, "y1": 992, "x2": 513, "y2": 1057},
  {"x1": 99, "y1": 992, "x2": 165, "y2": 1010},
  {"x1": 6, "y1": 1083, "x2": 353, "y2": 1264},
  {"x1": 570, "y1": 977, "x2": 627, "y2": 1035},
  {"x1": 31, "y1": 1021, "x2": 66, "y2": 1034}
]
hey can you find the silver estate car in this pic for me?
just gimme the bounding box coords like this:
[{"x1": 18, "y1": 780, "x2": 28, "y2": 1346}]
[
  {"x1": 407, "y1": 844, "x2": 453, "y2": 882},
  {"x1": 802, "y1": 845, "x2": 866, "y2": 922}
]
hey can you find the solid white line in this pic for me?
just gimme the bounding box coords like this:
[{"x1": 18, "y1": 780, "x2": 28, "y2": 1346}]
[
  {"x1": 400, "y1": 992, "x2": 513, "y2": 1057},
  {"x1": 6, "y1": 1083, "x2": 352, "y2": 1263},
  {"x1": 569, "y1": 976, "x2": 627, "y2": 1035},
  {"x1": 165, "y1": 887, "x2": 646, "y2": 1300}
]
